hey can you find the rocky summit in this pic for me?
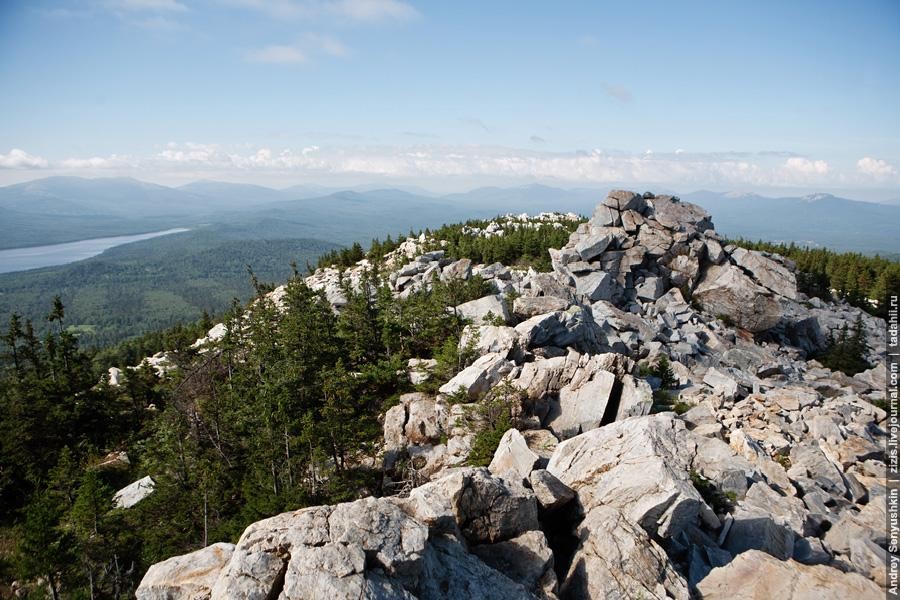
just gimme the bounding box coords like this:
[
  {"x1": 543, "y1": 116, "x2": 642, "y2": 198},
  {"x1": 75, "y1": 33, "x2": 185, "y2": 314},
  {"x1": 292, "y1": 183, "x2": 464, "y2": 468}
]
[{"x1": 136, "y1": 191, "x2": 888, "y2": 599}]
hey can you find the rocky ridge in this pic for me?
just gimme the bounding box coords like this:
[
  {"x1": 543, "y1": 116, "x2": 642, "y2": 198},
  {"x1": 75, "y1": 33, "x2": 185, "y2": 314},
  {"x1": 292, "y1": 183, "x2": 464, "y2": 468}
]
[{"x1": 136, "y1": 190, "x2": 888, "y2": 599}]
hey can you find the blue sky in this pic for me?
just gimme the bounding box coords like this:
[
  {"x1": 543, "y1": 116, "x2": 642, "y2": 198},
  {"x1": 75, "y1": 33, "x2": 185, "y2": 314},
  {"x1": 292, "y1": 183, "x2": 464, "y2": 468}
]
[{"x1": 1, "y1": 0, "x2": 899, "y2": 197}]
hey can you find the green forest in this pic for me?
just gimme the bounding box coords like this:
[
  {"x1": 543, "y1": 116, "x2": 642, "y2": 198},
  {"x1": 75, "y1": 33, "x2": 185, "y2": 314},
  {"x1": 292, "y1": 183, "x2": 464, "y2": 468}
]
[
  {"x1": 0, "y1": 267, "x2": 500, "y2": 598},
  {"x1": 0, "y1": 232, "x2": 339, "y2": 348}
]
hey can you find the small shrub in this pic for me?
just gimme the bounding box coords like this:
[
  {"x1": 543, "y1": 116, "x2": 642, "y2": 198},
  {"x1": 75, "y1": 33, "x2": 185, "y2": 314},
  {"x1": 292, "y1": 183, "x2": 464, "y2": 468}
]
[
  {"x1": 672, "y1": 401, "x2": 691, "y2": 415},
  {"x1": 465, "y1": 382, "x2": 522, "y2": 466},
  {"x1": 690, "y1": 470, "x2": 735, "y2": 514}
]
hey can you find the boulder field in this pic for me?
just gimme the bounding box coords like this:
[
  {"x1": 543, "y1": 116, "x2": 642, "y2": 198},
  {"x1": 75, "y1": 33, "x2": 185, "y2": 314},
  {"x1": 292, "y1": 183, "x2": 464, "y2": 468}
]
[{"x1": 136, "y1": 191, "x2": 888, "y2": 599}]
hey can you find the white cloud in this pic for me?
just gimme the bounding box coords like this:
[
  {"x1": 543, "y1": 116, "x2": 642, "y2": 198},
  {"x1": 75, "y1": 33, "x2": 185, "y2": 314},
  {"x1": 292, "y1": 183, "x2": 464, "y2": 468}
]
[
  {"x1": 329, "y1": 0, "x2": 418, "y2": 22},
  {"x1": 225, "y1": 0, "x2": 418, "y2": 22},
  {"x1": 783, "y1": 156, "x2": 829, "y2": 175},
  {"x1": 246, "y1": 45, "x2": 308, "y2": 64},
  {"x1": 302, "y1": 33, "x2": 349, "y2": 57},
  {"x1": 21, "y1": 143, "x2": 895, "y2": 193},
  {"x1": 0, "y1": 149, "x2": 48, "y2": 169},
  {"x1": 246, "y1": 34, "x2": 348, "y2": 64},
  {"x1": 105, "y1": 0, "x2": 188, "y2": 12},
  {"x1": 857, "y1": 156, "x2": 896, "y2": 177},
  {"x1": 59, "y1": 155, "x2": 132, "y2": 169}
]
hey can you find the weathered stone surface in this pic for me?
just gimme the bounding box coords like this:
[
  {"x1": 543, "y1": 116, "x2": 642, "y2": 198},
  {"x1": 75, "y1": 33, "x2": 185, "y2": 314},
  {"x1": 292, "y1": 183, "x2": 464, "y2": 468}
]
[
  {"x1": 471, "y1": 530, "x2": 556, "y2": 597},
  {"x1": 823, "y1": 501, "x2": 886, "y2": 555},
  {"x1": 454, "y1": 294, "x2": 510, "y2": 324},
  {"x1": 636, "y1": 276, "x2": 666, "y2": 301},
  {"x1": 545, "y1": 369, "x2": 616, "y2": 439},
  {"x1": 603, "y1": 189, "x2": 647, "y2": 213},
  {"x1": 419, "y1": 534, "x2": 539, "y2": 600},
  {"x1": 787, "y1": 443, "x2": 847, "y2": 497},
  {"x1": 703, "y1": 367, "x2": 740, "y2": 399},
  {"x1": 647, "y1": 195, "x2": 710, "y2": 231},
  {"x1": 722, "y1": 507, "x2": 795, "y2": 560},
  {"x1": 513, "y1": 295, "x2": 569, "y2": 318},
  {"x1": 439, "y1": 353, "x2": 511, "y2": 399},
  {"x1": 574, "y1": 270, "x2": 617, "y2": 302},
  {"x1": 403, "y1": 393, "x2": 447, "y2": 445},
  {"x1": 211, "y1": 498, "x2": 428, "y2": 599},
  {"x1": 560, "y1": 506, "x2": 689, "y2": 600},
  {"x1": 696, "y1": 549, "x2": 882, "y2": 600},
  {"x1": 113, "y1": 475, "x2": 155, "y2": 509},
  {"x1": 547, "y1": 414, "x2": 715, "y2": 538},
  {"x1": 515, "y1": 307, "x2": 600, "y2": 352},
  {"x1": 460, "y1": 324, "x2": 519, "y2": 358},
  {"x1": 693, "y1": 263, "x2": 782, "y2": 332},
  {"x1": 407, "y1": 358, "x2": 437, "y2": 385},
  {"x1": 488, "y1": 428, "x2": 540, "y2": 481},
  {"x1": 400, "y1": 468, "x2": 539, "y2": 545},
  {"x1": 137, "y1": 542, "x2": 234, "y2": 600},
  {"x1": 441, "y1": 257, "x2": 472, "y2": 281},
  {"x1": 616, "y1": 374, "x2": 653, "y2": 420},
  {"x1": 574, "y1": 233, "x2": 612, "y2": 262},
  {"x1": 526, "y1": 470, "x2": 572, "y2": 514},
  {"x1": 521, "y1": 429, "x2": 559, "y2": 464},
  {"x1": 730, "y1": 247, "x2": 798, "y2": 300}
]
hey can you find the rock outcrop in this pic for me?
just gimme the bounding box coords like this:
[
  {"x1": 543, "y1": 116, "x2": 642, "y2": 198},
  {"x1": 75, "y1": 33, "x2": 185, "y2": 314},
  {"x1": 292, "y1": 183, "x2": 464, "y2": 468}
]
[{"x1": 138, "y1": 190, "x2": 890, "y2": 599}]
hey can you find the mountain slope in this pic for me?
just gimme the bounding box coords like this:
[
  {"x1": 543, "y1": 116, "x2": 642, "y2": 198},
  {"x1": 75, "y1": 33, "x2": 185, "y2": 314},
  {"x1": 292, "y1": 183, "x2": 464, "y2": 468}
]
[
  {"x1": 0, "y1": 227, "x2": 338, "y2": 346},
  {"x1": 683, "y1": 190, "x2": 900, "y2": 252}
]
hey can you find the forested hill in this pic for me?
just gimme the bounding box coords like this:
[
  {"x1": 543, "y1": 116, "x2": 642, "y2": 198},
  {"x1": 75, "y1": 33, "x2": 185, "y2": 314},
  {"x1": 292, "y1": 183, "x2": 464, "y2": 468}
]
[{"x1": 0, "y1": 229, "x2": 339, "y2": 347}]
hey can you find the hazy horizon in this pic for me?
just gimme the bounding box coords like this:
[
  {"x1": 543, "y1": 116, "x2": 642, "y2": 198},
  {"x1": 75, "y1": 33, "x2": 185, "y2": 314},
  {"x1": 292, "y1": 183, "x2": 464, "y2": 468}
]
[{"x1": 1, "y1": 1, "x2": 898, "y2": 199}]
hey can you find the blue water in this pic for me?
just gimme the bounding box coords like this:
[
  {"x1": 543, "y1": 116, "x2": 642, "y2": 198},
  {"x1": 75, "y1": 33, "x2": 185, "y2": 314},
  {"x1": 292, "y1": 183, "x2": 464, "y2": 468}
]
[{"x1": 0, "y1": 228, "x2": 190, "y2": 274}]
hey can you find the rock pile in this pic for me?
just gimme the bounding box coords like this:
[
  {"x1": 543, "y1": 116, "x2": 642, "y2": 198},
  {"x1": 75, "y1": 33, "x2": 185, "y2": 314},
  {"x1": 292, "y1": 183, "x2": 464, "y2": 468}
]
[{"x1": 138, "y1": 190, "x2": 888, "y2": 599}]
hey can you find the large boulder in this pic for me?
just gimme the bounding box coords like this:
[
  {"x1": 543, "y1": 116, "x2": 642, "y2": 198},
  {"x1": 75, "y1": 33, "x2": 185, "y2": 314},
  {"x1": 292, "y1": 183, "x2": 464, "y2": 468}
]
[
  {"x1": 211, "y1": 498, "x2": 428, "y2": 599},
  {"x1": 460, "y1": 325, "x2": 520, "y2": 358},
  {"x1": 693, "y1": 263, "x2": 783, "y2": 332},
  {"x1": 418, "y1": 534, "x2": 540, "y2": 600},
  {"x1": 488, "y1": 428, "x2": 541, "y2": 482},
  {"x1": 547, "y1": 414, "x2": 716, "y2": 538},
  {"x1": 399, "y1": 468, "x2": 539, "y2": 545},
  {"x1": 729, "y1": 247, "x2": 798, "y2": 300},
  {"x1": 545, "y1": 369, "x2": 616, "y2": 439},
  {"x1": 454, "y1": 294, "x2": 510, "y2": 324},
  {"x1": 113, "y1": 475, "x2": 155, "y2": 509},
  {"x1": 470, "y1": 530, "x2": 557, "y2": 597},
  {"x1": 438, "y1": 353, "x2": 512, "y2": 399},
  {"x1": 560, "y1": 506, "x2": 689, "y2": 600},
  {"x1": 696, "y1": 549, "x2": 882, "y2": 599},
  {"x1": 136, "y1": 543, "x2": 234, "y2": 600}
]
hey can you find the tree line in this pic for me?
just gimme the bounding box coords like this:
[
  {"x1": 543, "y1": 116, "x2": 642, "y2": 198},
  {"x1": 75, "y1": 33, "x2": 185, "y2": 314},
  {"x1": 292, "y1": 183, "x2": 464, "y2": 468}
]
[{"x1": 731, "y1": 239, "x2": 900, "y2": 318}]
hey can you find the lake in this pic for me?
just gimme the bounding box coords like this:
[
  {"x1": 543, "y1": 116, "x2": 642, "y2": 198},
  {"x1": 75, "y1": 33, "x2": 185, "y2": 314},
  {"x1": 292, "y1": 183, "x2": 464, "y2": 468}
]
[{"x1": 0, "y1": 228, "x2": 190, "y2": 274}]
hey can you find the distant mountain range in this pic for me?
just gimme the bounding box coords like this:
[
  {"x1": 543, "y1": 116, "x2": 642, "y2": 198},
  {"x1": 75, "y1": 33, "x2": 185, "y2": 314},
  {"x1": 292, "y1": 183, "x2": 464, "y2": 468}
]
[{"x1": 1, "y1": 177, "x2": 898, "y2": 253}]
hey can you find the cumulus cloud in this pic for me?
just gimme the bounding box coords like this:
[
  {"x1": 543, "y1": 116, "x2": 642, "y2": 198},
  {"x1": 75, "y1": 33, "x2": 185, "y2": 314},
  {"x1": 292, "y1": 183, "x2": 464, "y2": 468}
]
[
  {"x1": 0, "y1": 149, "x2": 48, "y2": 169},
  {"x1": 59, "y1": 155, "x2": 132, "y2": 169},
  {"x1": 857, "y1": 156, "x2": 896, "y2": 177},
  {"x1": 138, "y1": 143, "x2": 821, "y2": 188},
  {"x1": 783, "y1": 157, "x2": 829, "y2": 175},
  {"x1": 24, "y1": 143, "x2": 887, "y2": 192}
]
